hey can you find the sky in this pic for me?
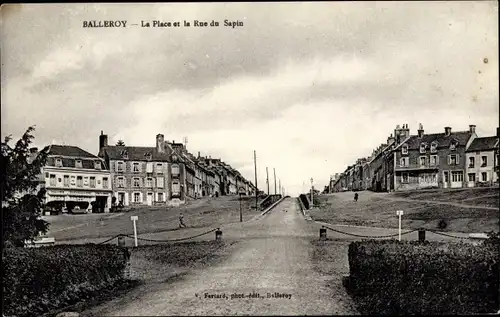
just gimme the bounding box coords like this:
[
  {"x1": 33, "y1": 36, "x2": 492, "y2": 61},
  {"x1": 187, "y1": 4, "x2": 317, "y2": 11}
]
[{"x1": 1, "y1": 2, "x2": 498, "y2": 196}]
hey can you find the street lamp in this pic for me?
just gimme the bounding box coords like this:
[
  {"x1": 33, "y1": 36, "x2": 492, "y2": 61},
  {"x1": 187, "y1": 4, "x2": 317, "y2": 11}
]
[{"x1": 310, "y1": 177, "x2": 314, "y2": 207}]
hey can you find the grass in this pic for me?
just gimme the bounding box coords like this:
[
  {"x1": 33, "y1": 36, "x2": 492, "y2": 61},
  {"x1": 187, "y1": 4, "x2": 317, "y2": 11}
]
[
  {"x1": 311, "y1": 188, "x2": 499, "y2": 233},
  {"x1": 46, "y1": 196, "x2": 260, "y2": 241}
]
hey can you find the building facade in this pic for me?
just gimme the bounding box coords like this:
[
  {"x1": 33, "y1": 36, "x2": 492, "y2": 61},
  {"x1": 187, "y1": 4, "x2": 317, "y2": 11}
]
[{"x1": 465, "y1": 135, "x2": 499, "y2": 187}]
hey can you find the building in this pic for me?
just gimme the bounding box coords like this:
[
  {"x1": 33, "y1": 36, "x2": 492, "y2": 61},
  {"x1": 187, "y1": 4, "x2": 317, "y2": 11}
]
[
  {"x1": 392, "y1": 125, "x2": 476, "y2": 191},
  {"x1": 40, "y1": 144, "x2": 113, "y2": 213},
  {"x1": 465, "y1": 132, "x2": 499, "y2": 187},
  {"x1": 98, "y1": 132, "x2": 187, "y2": 206}
]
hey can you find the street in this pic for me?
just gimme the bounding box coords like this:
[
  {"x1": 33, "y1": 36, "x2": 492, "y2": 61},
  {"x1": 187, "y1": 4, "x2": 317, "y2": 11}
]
[{"x1": 82, "y1": 198, "x2": 358, "y2": 316}]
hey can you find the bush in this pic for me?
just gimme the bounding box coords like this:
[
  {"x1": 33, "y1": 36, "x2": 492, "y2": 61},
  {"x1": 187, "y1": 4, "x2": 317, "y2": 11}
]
[
  {"x1": 347, "y1": 239, "x2": 499, "y2": 315},
  {"x1": 3, "y1": 244, "x2": 130, "y2": 317}
]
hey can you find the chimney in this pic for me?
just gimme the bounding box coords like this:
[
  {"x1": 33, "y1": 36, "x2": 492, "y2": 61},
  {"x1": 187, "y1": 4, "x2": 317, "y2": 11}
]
[
  {"x1": 497, "y1": 127, "x2": 499, "y2": 137},
  {"x1": 29, "y1": 147, "x2": 38, "y2": 154},
  {"x1": 418, "y1": 123, "x2": 424, "y2": 138},
  {"x1": 99, "y1": 130, "x2": 108, "y2": 150},
  {"x1": 156, "y1": 134, "x2": 165, "y2": 153},
  {"x1": 469, "y1": 125, "x2": 476, "y2": 134},
  {"x1": 198, "y1": 151, "x2": 201, "y2": 159},
  {"x1": 444, "y1": 127, "x2": 452, "y2": 136},
  {"x1": 387, "y1": 133, "x2": 395, "y2": 145}
]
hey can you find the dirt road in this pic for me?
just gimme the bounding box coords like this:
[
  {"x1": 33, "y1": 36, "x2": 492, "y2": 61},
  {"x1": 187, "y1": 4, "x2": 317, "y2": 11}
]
[{"x1": 83, "y1": 198, "x2": 357, "y2": 316}]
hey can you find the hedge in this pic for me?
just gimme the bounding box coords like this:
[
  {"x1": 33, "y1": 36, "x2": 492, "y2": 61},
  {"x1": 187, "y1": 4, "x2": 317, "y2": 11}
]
[
  {"x1": 347, "y1": 239, "x2": 499, "y2": 315},
  {"x1": 3, "y1": 244, "x2": 130, "y2": 317}
]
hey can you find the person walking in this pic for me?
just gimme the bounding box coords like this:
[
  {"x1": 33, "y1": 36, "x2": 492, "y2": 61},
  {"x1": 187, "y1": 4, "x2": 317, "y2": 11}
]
[
  {"x1": 179, "y1": 212, "x2": 187, "y2": 228},
  {"x1": 354, "y1": 192, "x2": 359, "y2": 202}
]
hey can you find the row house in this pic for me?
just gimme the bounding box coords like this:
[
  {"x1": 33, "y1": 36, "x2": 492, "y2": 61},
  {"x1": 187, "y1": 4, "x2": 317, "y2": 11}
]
[
  {"x1": 39, "y1": 145, "x2": 113, "y2": 212},
  {"x1": 98, "y1": 132, "x2": 187, "y2": 206},
  {"x1": 465, "y1": 129, "x2": 499, "y2": 187}
]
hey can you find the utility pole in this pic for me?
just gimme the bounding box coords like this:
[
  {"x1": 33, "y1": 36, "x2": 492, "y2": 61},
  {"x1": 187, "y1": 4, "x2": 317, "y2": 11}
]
[
  {"x1": 254, "y1": 150, "x2": 258, "y2": 211},
  {"x1": 273, "y1": 168, "x2": 277, "y2": 195},
  {"x1": 266, "y1": 167, "x2": 270, "y2": 195},
  {"x1": 279, "y1": 179, "x2": 281, "y2": 195},
  {"x1": 310, "y1": 177, "x2": 314, "y2": 207}
]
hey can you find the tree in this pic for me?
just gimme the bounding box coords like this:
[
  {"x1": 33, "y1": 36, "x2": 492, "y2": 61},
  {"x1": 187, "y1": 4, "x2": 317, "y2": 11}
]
[
  {"x1": 116, "y1": 140, "x2": 125, "y2": 146},
  {"x1": 1, "y1": 126, "x2": 50, "y2": 247}
]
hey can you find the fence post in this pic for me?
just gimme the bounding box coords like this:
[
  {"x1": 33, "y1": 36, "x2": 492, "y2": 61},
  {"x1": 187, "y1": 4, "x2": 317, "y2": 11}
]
[
  {"x1": 118, "y1": 235, "x2": 126, "y2": 247},
  {"x1": 320, "y1": 227, "x2": 327, "y2": 240},
  {"x1": 215, "y1": 228, "x2": 222, "y2": 241},
  {"x1": 418, "y1": 229, "x2": 426, "y2": 242}
]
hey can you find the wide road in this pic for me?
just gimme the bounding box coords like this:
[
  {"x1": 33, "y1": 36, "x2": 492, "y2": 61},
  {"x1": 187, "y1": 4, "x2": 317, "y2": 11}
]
[{"x1": 84, "y1": 198, "x2": 357, "y2": 316}]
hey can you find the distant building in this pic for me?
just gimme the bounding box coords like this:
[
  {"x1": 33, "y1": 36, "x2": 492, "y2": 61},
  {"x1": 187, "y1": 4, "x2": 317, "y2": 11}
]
[{"x1": 465, "y1": 133, "x2": 499, "y2": 187}]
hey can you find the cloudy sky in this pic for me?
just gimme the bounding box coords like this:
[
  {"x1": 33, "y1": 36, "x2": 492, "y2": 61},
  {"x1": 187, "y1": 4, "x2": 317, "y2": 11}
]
[{"x1": 1, "y1": 2, "x2": 498, "y2": 195}]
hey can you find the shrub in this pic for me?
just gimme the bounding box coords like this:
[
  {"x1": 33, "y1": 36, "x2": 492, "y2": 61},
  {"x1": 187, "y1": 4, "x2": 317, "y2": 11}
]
[
  {"x1": 438, "y1": 219, "x2": 448, "y2": 229},
  {"x1": 347, "y1": 239, "x2": 499, "y2": 315},
  {"x1": 3, "y1": 244, "x2": 129, "y2": 317}
]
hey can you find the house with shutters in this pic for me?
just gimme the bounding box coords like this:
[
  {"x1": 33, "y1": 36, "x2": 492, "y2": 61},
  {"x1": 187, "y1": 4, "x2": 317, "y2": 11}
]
[
  {"x1": 98, "y1": 132, "x2": 187, "y2": 206},
  {"x1": 391, "y1": 124, "x2": 477, "y2": 191},
  {"x1": 465, "y1": 129, "x2": 499, "y2": 187}
]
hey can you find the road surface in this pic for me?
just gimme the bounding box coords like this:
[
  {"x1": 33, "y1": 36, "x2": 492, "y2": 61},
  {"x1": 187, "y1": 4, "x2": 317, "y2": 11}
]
[{"x1": 82, "y1": 198, "x2": 357, "y2": 316}]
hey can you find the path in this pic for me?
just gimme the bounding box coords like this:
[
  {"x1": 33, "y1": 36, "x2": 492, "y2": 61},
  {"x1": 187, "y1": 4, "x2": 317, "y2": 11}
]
[{"x1": 82, "y1": 198, "x2": 357, "y2": 316}]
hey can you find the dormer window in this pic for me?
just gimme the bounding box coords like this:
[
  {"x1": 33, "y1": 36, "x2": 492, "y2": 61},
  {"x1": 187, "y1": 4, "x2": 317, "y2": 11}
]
[
  {"x1": 401, "y1": 144, "x2": 408, "y2": 155},
  {"x1": 94, "y1": 160, "x2": 102, "y2": 170},
  {"x1": 430, "y1": 142, "x2": 438, "y2": 153},
  {"x1": 419, "y1": 143, "x2": 427, "y2": 154},
  {"x1": 450, "y1": 142, "x2": 457, "y2": 151},
  {"x1": 121, "y1": 150, "x2": 128, "y2": 159},
  {"x1": 55, "y1": 157, "x2": 63, "y2": 167},
  {"x1": 145, "y1": 152, "x2": 152, "y2": 160},
  {"x1": 172, "y1": 154, "x2": 178, "y2": 162},
  {"x1": 75, "y1": 160, "x2": 82, "y2": 168}
]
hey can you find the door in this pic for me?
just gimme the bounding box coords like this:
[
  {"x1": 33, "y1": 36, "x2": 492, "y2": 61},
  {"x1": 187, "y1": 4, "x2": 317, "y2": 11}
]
[
  {"x1": 118, "y1": 193, "x2": 125, "y2": 206},
  {"x1": 147, "y1": 193, "x2": 153, "y2": 206},
  {"x1": 443, "y1": 171, "x2": 449, "y2": 188},
  {"x1": 467, "y1": 173, "x2": 476, "y2": 188},
  {"x1": 450, "y1": 171, "x2": 464, "y2": 188}
]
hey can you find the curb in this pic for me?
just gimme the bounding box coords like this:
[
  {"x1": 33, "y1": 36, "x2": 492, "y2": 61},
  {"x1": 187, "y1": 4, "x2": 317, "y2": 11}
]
[{"x1": 260, "y1": 196, "x2": 287, "y2": 216}]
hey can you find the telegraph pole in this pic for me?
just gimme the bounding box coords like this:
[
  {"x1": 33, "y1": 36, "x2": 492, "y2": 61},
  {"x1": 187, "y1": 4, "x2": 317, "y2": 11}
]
[
  {"x1": 310, "y1": 177, "x2": 314, "y2": 207},
  {"x1": 279, "y1": 179, "x2": 281, "y2": 195},
  {"x1": 273, "y1": 168, "x2": 277, "y2": 195},
  {"x1": 266, "y1": 167, "x2": 270, "y2": 195},
  {"x1": 254, "y1": 150, "x2": 258, "y2": 211}
]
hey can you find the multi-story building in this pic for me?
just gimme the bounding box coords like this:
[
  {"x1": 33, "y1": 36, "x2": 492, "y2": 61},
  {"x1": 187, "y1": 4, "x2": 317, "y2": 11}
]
[
  {"x1": 392, "y1": 125, "x2": 476, "y2": 191},
  {"x1": 98, "y1": 132, "x2": 187, "y2": 206},
  {"x1": 465, "y1": 133, "x2": 499, "y2": 187},
  {"x1": 40, "y1": 144, "x2": 113, "y2": 213}
]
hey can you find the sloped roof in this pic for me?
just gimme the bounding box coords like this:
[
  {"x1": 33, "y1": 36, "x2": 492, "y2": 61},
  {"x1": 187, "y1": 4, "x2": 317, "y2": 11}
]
[
  {"x1": 99, "y1": 145, "x2": 171, "y2": 162},
  {"x1": 402, "y1": 131, "x2": 472, "y2": 150},
  {"x1": 49, "y1": 145, "x2": 97, "y2": 158},
  {"x1": 466, "y1": 136, "x2": 499, "y2": 152}
]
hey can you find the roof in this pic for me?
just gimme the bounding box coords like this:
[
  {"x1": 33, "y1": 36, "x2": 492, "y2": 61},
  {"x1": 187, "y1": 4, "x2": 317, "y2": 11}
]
[
  {"x1": 399, "y1": 131, "x2": 472, "y2": 150},
  {"x1": 99, "y1": 145, "x2": 173, "y2": 162},
  {"x1": 49, "y1": 145, "x2": 98, "y2": 159},
  {"x1": 466, "y1": 136, "x2": 499, "y2": 152}
]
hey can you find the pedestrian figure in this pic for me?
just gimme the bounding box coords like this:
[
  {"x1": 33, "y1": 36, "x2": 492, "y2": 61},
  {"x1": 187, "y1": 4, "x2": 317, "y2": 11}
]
[
  {"x1": 179, "y1": 212, "x2": 187, "y2": 228},
  {"x1": 354, "y1": 193, "x2": 359, "y2": 202}
]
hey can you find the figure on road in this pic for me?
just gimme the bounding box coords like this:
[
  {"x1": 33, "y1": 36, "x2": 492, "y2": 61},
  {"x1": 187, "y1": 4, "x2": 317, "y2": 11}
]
[
  {"x1": 179, "y1": 212, "x2": 187, "y2": 228},
  {"x1": 354, "y1": 193, "x2": 359, "y2": 202}
]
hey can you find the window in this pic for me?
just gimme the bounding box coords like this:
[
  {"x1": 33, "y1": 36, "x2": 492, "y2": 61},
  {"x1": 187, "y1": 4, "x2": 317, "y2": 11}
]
[
  {"x1": 133, "y1": 162, "x2": 140, "y2": 173},
  {"x1": 402, "y1": 173, "x2": 409, "y2": 183},
  {"x1": 450, "y1": 142, "x2": 457, "y2": 151},
  {"x1": 145, "y1": 152, "x2": 152, "y2": 160},
  {"x1": 117, "y1": 177, "x2": 125, "y2": 188},
  {"x1": 158, "y1": 192, "x2": 164, "y2": 202},
  {"x1": 94, "y1": 161, "x2": 101, "y2": 169},
  {"x1": 419, "y1": 156, "x2": 427, "y2": 166},
  {"x1": 133, "y1": 193, "x2": 141, "y2": 203},
  {"x1": 482, "y1": 172, "x2": 487, "y2": 182},
  {"x1": 133, "y1": 178, "x2": 140, "y2": 188},
  {"x1": 468, "y1": 173, "x2": 476, "y2": 182},
  {"x1": 83, "y1": 177, "x2": 89, "y2": 187},
  {"x1": 401, "y1": 144, "x2": 408, "y2": 155},
  {"x1": 419, "y1": 143, "x2": 427, "y2": 154},
  {"x1": 469, "y1": 157, "x2": 475, "y2": 168},
  {"x1": 399, "y1": 157, "x2": 409, "y2": 167},
  {"x1": 481, "y1": 156, "x2": 487, "y2": 167},
  {"x1": 146, "y1": 162, "x2": 153, "y2": 173},
  {"x1": 156, "y1": 163, "x2": 163, "y2": 174},
  {"x1": 449, "y1": 154, "x2": 459, "y2": 165},
  {"x1": 75, "y1": 160, "x2": 82, "y2": 168},
  {"x1": 55, "y1": 158, "x2": 63, "y2": 167},
  {"x1": 430, "y1": 155, "x2": 438, "y2": 166},
  {"x1": 116, "y1": 161, "x2": 124, "y2": 172},
  {"x1": 103, "y1": 177, "x2": 109, "y2": 188},
  {"x1": 50, "y1": 174, "x2": 56, "y2": 186},
  {"x1": 90, "y1": 177, "x2": 96, "y2": 188},
  {"x1": 122, "y1": 150, "x2": 128, "y2": 159},
  {"x1": 172, "y1": 164, "x2": 180, "y2": 176},
  {"x1": 77, "y1": 176, "x2": 83, "y2": 187},
  {"x1": 63, "y1": 175, "x2": 70, "y2": 187},
  {"x1": 146, "y1": 177, "x2": 153, "y2": 188},
  {"x1": 430, "y1": 142, "x2": 438, "y2": 153},
  {"x1": 451, "y1": 171, "x2": 464, "y2": 182},
  {"x1": 172, "y1": 181, "x2": 180, "y2": 194},
  {"x1": 157, "y1": 177, "x2": 164, "y2": 188}
]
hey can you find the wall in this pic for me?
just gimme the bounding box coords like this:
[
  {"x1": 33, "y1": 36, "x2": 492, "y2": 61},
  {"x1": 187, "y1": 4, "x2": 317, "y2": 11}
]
[{"x1": 465, "y1": 150, "x2": 498, "y2": 186}]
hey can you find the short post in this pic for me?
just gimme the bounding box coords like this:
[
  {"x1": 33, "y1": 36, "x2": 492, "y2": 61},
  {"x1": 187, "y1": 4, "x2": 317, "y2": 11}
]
[
  {"x1": 418, "y1": 229, "x2": 426, "y2": 242},
  {"x1": 131, "y1": 215, "x2": 138, "y2": 247},
  {"x1": 215, "y1": 228, "x2": 222, "y2": 241},
  {"x1": 117, "y1": 235, "x2": 126, "y2": 247},
  {"x1": 320, "y1": 227, "x2": 327, "y2": 240},
  {"x1": 396, "y1": 210, "x2": 404, "y2": 241}
]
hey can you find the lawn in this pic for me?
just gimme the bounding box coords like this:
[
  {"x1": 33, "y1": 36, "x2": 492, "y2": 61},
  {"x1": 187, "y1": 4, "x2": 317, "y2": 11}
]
[
  {"x1": 310, "y1": 189, "x2": 499, "y2": 233},
  {"x1": 45, "y1": 195, "x2": 261, "y2": 241}
]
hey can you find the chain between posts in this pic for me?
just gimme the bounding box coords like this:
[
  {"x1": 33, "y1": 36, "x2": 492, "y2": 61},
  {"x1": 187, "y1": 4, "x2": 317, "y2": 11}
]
[
  {"x1": 322, "y1": 225, "x2": 475, "y2": 240},
  {"x1": 97, "y1": 228, "x2": 219, "y2": 245}
]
